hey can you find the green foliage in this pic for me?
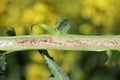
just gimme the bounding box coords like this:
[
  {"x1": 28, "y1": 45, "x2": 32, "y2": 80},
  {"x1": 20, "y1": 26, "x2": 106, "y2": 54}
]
[
  {"x1": 39, "y1": 50, "x2": 69, "y2": 80},
  {"x1": 30, "y1": 18, "x2": 70, "y2": 36},
  {"x1": 5, "y1": 27, "x2": 16, "y2": 36},
  {"x1": 34, "y1": 18, "x2": 70, "y2": 80},
  {"x1": 0, "y1": 53, "x2": 6, "y2": 71},
  {"x1": 53, "y1": 18, "x2": 70, "y2": 34}
]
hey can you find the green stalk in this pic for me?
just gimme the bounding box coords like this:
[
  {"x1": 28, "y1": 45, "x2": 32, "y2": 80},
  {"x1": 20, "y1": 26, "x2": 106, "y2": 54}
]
[{"x1": 0, "y1": 34, "x2": 120, "y2": 51}]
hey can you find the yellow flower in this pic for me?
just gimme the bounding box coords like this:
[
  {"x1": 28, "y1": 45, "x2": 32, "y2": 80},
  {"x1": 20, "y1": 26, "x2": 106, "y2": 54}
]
[
  {"x1": 79, "y1": 24, "x2": 93, "y2": 34},
  {"x1": 22, "y1": 3, "x2": 49, "y2": 24},
  {"x1": 25, "y1": 63, "x2": 48, "y2": 80}
]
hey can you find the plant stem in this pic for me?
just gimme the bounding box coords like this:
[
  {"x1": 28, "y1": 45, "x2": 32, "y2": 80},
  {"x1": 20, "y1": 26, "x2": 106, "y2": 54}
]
[{"x1": 0, "y1": 34, "x2": 120, "y2": 51}]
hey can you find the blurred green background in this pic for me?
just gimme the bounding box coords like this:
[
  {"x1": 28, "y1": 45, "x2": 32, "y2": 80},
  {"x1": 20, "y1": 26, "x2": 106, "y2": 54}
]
[{"x1": 0, "y1": 0, "x2": 120, "y2": 80}]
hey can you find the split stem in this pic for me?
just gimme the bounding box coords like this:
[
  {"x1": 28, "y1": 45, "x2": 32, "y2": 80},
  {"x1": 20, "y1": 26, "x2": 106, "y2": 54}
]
[{"x1": 0, "y1": 35, "x2": 120, "y2": 51}]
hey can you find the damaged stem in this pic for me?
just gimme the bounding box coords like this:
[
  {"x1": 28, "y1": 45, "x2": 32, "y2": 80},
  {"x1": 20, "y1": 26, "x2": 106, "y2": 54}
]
[{"x1": 0, "y1": 35, "x2": 120, "y2": 51}]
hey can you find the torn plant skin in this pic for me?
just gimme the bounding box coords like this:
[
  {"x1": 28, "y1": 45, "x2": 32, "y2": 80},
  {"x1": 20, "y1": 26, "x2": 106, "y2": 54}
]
[{"x1": 0, "y1": 35, "x2": 120, "y2": 51}]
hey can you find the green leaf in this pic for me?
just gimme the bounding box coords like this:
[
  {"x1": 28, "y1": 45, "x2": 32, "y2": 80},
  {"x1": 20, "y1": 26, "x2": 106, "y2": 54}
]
[
  {"x1": 0, "y1": 53, "x2": 7, "y2": 71},
  {"x1": 30, "y1": 23, "x2": 55, "y2": 35},
  {"x1": 38, "y1": 50, "x2": 69, "y2": 80},
  {"x1": 105, "y1": 50, "x2": 112, "y2": 65},
  {"x1": 30, "y1": 18, "x2": 70, "y2": 36},
  {"x1": 45, "y1": 55, "x2": 69, "y2": 80},
  {"x1": 53, "y1": 18, "x2": 70, "y2": 34},
  {"x1": 5, "y1": 27, "x2": 16, "y2": 36}
]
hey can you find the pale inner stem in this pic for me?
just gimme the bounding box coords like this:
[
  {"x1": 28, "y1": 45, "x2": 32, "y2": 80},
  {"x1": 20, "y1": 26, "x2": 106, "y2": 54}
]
[{"x1": 0, "y1": 37, "x2": 120, "y2": 51}]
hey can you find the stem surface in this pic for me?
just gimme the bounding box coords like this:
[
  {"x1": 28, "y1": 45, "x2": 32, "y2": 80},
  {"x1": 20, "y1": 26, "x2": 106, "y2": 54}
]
[{"x1": 0, "y1": 35, "x2": 120, "y2": 51}]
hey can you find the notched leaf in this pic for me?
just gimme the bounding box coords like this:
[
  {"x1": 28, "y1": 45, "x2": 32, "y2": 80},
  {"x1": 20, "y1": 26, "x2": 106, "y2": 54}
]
[
  {"x1": 0, "y1": 53, "x2": 7, "y2": 71},
  {"x1": 53, "y1": 18, "x2": 70, "y2": 34},
  {"x1": 5, "y1": 27, "x2": 16, "y2": 36},
  {"x1": 44, "y1": 55, "x2": 69, "y2": 80},
  {"x1": 38, "y1": 50, "x2": 69, "y2": 80}
]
